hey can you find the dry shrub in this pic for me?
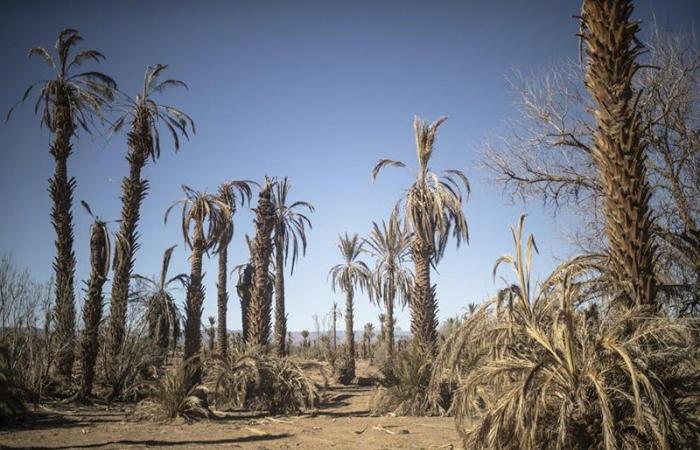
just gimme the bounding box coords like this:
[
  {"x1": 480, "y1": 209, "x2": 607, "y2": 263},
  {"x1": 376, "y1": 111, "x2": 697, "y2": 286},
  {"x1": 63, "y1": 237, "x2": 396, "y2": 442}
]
[
  {"x1": 0, "y1": 346, "x2": 27, "y2": 424},
  {"x1": 212, "y1": 346, "x2": 323, "y2": 415},
  {"x1": 431, "y1": 216, "x2": 700, "y2": 449},
  {"x1": 370, "y1": 347, "x2": 451, "y2": 416},
  {"x1": 133, "y1": 360, "x2": 211, "y2": 422}
]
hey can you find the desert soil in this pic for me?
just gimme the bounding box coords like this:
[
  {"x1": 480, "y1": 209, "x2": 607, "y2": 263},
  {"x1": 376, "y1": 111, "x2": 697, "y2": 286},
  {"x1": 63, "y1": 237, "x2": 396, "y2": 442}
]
[{"x1": 0, "y1": 361, "x2": 460, "y2": 450}]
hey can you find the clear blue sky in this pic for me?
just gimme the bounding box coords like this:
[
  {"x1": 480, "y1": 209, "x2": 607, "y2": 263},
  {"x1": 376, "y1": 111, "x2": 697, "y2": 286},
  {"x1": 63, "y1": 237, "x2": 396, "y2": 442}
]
[{"x1": 1, "y1": 0, "x2": 698, "y2": 333}]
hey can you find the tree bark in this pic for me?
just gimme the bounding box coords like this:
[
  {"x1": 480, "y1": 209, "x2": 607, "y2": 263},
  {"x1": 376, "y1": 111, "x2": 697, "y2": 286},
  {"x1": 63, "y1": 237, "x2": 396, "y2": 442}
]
[
  {"x1": 216, "y1": 243, "x2": 229, "y2": 358},
  {"x1": 410, "y1": 240, "x2": 438, "y2": 357},
  {"x1": 344, "y1": 289, "x2": 355, "y2": 379},
  {"x1": 50, "y1": 90, "x2": 77, "y2": 382},
  {"x1": 184, "y1": 222, "x2": 205, "y2": 388},
  {"x1": 273, "y1": 227, "x2": 287, "y2": 356}
]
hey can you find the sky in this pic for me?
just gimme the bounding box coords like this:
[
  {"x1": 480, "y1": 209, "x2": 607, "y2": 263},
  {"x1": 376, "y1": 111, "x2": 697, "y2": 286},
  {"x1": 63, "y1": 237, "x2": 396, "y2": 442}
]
[{"x1": 1, "y1": 0, "x2": 699, "y2": 333}]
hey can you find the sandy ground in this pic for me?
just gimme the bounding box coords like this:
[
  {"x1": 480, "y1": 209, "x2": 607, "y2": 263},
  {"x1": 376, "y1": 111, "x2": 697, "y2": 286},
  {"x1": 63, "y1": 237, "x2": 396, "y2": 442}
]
[{"x1": 0, "y1": 361, "x2": 460, "y2": 450}]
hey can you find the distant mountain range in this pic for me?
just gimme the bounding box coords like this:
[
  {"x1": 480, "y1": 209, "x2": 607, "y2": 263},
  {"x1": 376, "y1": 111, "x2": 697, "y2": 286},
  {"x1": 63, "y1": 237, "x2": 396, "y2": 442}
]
[{"x1": 225, "y1": 329, "x2": 411, "y2": 345}]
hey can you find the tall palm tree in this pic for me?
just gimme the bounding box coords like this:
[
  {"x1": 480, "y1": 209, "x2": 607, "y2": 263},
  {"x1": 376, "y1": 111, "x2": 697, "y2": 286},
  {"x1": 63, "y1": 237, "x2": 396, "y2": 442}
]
[
  {"x1": 329, "y1": 233, "x2": 371, "y2": 381},
  {"x1": 580, "y1": 0, "x2": 657, "y2": 307},
  {"x1": 78, "y1": 202, "x2": 110, "y2": 401},
  {"x1": 166, "y1": 185, "x2": 229, "y2": 387},
  {"x1": 108, "y1": 64, "x2": 194, "y2": 371},
  {"x1": 364, "y1": 209, "x2": 413, "y2": 359},
  {"x1": 214, "y1": 181, "x2": 253, "y2": 358},
  {"x1": 235, "y1": 236, "x2": 255, "y2": 341},
  {"x1": 372, "y1": 116, "x2": 469, "y2": 357},
  {"x1": 378, "y1": 313, "x2": 386, "y2": 343},
  {"x1": 272, "y1": 178, "x2": 314, "y2": 356},
  {"x1": 7, "y1": 29, "x2": 116, "y2": 380},
  {"x1": 132, "y1": 245, "x2": 187, "y2": 369},
  {"x1": 246, "y1": 177, "x2": 276, "y2": 349}
]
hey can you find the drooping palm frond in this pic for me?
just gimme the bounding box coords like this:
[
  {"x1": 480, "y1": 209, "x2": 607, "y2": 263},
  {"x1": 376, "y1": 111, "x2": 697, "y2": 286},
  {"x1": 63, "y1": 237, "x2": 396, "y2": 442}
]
[{"x1": 328, "y1": 233, "x2": 372, "y2": 295}]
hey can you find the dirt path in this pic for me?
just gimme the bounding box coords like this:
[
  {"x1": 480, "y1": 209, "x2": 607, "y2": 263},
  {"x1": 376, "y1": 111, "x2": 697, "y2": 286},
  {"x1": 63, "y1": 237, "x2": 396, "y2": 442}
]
[{"x1": 0, "y1": 380, "x2": 460, "y2": 449}]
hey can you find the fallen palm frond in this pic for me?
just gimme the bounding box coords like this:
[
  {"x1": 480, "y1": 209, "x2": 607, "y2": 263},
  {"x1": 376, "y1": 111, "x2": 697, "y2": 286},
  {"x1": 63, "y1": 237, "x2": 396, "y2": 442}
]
[
  {"x1": 211, "y1": 346, "x2": 324, "y2": 415},
  {"x1": 430, "y1": 215, "x2": 700, "y2": 449}
]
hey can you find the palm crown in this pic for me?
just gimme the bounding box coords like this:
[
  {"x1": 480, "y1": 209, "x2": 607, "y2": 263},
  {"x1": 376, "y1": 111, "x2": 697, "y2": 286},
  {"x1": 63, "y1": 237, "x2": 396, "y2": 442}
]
[
  {"x1": 165, "y1": 185, "x2": 231, "y2": 252},
  {"x1": 272, "y1": 177, "x2": 314, "y2": 274},
  {"x1": 328, "y1": 233, "x2": 371, "y2": 295},
  {"x1": 7, "y1": 28, "x2": 116, "y2": 133},
  {"x1": 372, "y1": 116, "x2": 469, "y2": 262}
]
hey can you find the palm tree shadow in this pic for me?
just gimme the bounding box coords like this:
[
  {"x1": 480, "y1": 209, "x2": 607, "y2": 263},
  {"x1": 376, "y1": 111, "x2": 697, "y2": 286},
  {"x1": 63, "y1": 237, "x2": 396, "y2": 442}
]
[{"x1": 3, "y1": 433, "x2": 293, "y2": 450}]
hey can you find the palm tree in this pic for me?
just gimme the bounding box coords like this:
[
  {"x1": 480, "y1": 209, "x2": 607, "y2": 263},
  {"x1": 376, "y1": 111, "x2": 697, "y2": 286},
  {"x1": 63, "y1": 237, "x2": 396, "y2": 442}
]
[
  {"x1": 328, "y1": 233, "x2": 371, "y2": 380},
  {"x1": 271, "y1": 178, "x2": 314, "y2": 356},
  {"x1": 214, "y1": 181, "x2": 253, "y2": 358},
  {"x1": 235, "y1": 236, "x2": 255, "y2": 341},
  {"x1": 364, "y1": 209, "x2": 413, "y2": 359},
  {"x1": 108, "y1": 64, "x2": 194, "y2": 372},
  {"x1": 580, "y1": 0, "x2": 657, "y2": 307},
  {"x1": 362, "y1": 322, "x2": 375, "y2": 359},
  {"x1": 378, "y1": 313, "x2": 386, "y2": 343},
  {"x1": 205, "y1": 316, "x2": 216, "y2": 352},
  {"x1": 301, "y1": 330, "x2": 310, "y2": 348},
  {"x1": 7, "y1": 29, "x2": 116, "y2": 380},
  {"x1": 132, "y1": 245, "x2": 187, "y2": 369},
  {"x1": 78, "y1": 202, "x2": 110, "y2": 400},
  {"x1": 166, "y1": 185, "x2": 229, "y2": 387},
  {"x1": 372, "y1": 116, "x2": 469, "y2": 357},
  {"x1": 247, "y1": 177, "x2": 276, "y2": 349}
]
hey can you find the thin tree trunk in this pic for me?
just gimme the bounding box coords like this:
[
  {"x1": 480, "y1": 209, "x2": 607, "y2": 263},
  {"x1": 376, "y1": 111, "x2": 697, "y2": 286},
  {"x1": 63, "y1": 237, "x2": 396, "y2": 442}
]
[
  {"x1": 582, "y1": 0, "x2": 657, "y2": 307},
  {"x1": 410, "y1": 240, "x2": 438, "y2": 357},
  {"x1": 273, "y1": 228, "x2": 287, "y2": 356},
  {"x1": 216, "y1": 243, "x2": 229, "y2": 358},
  {"x1": 108, "y1": 109, "x2": 151, "y2": 372},
  {"x1": 344, "y1": 289, "x2": 355, "y2": 379},
  {"x1": 184, "y1": 222, "x2": 205, "y2": 388},
  {"x1": 385, "y1": 277, "x2": 395, "y2": 359},
  {"x1": 50, "y1": 91, "x2": 78, "y2": 382},
  {"x1": 237, "y1": 264, "x2": 252, "y2": 342},
  {"x1": 78, "y1": 223, "x2": 108, "y2": 400},
  {"x1": 332, "y1": 307, "x2": 337, "y2": 351}
]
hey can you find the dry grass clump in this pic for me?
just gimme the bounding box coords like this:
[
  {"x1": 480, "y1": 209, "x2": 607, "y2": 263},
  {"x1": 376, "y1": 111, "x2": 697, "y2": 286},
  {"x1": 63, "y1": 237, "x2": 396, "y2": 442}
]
[
  {"x1": 430, "y1": 216, "x2": 700, "y2": 449},
  {"x1": 133, "y1": 361, "x2": 211, "y2": 422},
  {"x1": 212, "y1": 346, "x2": 323, "y2": 415}
]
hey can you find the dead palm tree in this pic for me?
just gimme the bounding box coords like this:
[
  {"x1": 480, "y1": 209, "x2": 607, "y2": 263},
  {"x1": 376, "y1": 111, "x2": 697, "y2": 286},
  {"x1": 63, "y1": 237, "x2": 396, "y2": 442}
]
[
  {"x1": 329, "y1": 233, "x2": 371, "y2": 381},
  {"x1": 580, "y1": 0, "x2": 657, "y2": 307},
  {"x1": 132, "y1": 245, "x2": 187, "y2": 369},
  {"x1": 272, "y1": 178, "x2": 314, "y2": 356},
  {"x1": 78, "y1": 202, "x2": 110, "y2": 401},
  {"x1": 246, "y1": 177, "x2": 276, "y2": 349},
  {"x1": 372, "y1": 116, "x2": 469, "y2": 357},
  {"x1": 214, "y1": 181, "x2": 253, "y2": 359},
  {"x1": 7, "y1": 29, "x2": 116, "y2": 380},
  {"x1": 166, "y1": 185, "x2": 229, "y2": 387},
  {"x1": 364, "y1": 208, "x2": 413, "y2": 359},
  {"x1": 108, "y1": 64, "x2": 194, "y2": 372}
]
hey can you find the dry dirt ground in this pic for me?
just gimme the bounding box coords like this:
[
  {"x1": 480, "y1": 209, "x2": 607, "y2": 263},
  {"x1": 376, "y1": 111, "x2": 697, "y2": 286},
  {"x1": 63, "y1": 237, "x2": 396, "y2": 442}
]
[{"x1": 0, "y1": 361, "x2": 460, "y2": 450}]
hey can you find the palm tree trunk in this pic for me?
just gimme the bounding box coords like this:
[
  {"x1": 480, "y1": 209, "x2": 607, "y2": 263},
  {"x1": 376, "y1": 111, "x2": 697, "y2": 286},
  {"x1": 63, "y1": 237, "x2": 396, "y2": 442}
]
[
  {"x1": 410, "y1": 240, "x2": 438, "y2": 357},
  {"x1": 108, "y1": 108, "x2": 151, "y2": 368},
  {"x1": 247, "y1": 183, "x2": 275, "y2": 349},
  {"x1": 385, "y1": 277, "x2": 395, "y2": 358},
  {"x1": 237, "y1": 264, "x2": 252, "y2": 342},
  {"x1": 50, "y1": 93, "x2": 77, "y2": 382},
  {"x1": 344, "y1": 289, "x2": 355, "y2": 379},
  {"x1": 216, "y1": 243, "x2": 229, "y2": 358},
  {"x1": 582, "y1": 0, "x2": 657, "y2": 307},
  {"x1": 332, "y1": 307, "x2": 337, "y2": 351},
  {"x1": 274, "y1": 228, "x2": 287, "y2": 356},
  {"x1": 184, "y1": 222, "x2": 205, "y2": 388},
  {"x1": 79, "y1": 223, "x2": 108, "y2": 400}
]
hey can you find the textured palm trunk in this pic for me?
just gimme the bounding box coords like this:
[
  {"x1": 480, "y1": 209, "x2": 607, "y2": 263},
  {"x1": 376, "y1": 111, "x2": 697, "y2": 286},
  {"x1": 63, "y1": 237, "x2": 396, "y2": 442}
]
[
  {"x1": 247, "y1": 184, "x2": 275, "y2": 349},
  {"x1": 184, "y1": 221, "x2": 205, "y2": 388},
  {"x1": 216, "y1": 243, "x2": 229, "y2": 358},
  {"x1": 108, "y1": 108, "x2": 151, "y2": 366},
  {"x1": 50, "y1": 90, "x2": 77, "y2": 381},
  {"x1": 582, "y1": 0, "x2": 657, "y2": 307},
  {"x1": 154, "y1": 294, "x2": 170, "y2": 369},
  {"x1": 237, "y1": 264, "x2": 253, "y2": 342},
  {"x1": 410, "y1": 240, "x2": 438, "y2": 357},
  {"x1": 385, "y1": 277, "x2": 395, "y2": 359},
  {"x1": 78, "y1": 223, "x2": 108, "y2": 400},
  {"x1": 273, "y1": 228, "x2": 287, "y2": 356},
  {"x1": 344, "y1": 288, "x2": 355, "y2": 379}
]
